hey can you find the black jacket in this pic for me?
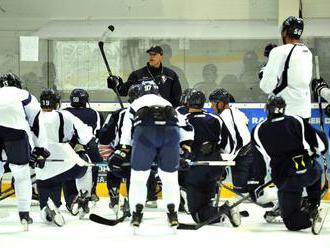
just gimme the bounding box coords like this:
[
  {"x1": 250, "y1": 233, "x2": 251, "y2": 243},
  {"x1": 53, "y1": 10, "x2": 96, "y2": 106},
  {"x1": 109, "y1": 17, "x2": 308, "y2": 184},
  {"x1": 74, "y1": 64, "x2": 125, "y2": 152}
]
[{"x1": 117, "y1": 63, "x2": 182, "y2": 106}]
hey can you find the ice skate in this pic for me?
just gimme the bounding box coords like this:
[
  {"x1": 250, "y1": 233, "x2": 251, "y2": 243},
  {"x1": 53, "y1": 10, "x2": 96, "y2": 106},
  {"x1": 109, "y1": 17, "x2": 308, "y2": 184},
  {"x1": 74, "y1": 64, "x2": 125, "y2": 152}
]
[
  {"x1": 311, "y1": 207, "x2": 328, "y2": 235},
  {"x1": 218, "y1": 201, "x2": 241, "y2": 227},
  {"x1": 42, "y1": 198, "x2": 65, "y2": 227},
  {"x1": 70, "y1": 190, "x2": 90, "y2": 219},
  {"x1": 131, "y1": 204, "x2": 143, "y2": 234},
  {"x1": 19, "y1": 212, "x2": 33, "y2": 231},
  {"x1": 264, "y1": 203, "x2": 282, "y2": 223},
  {"x1": 167, "y1": 204, "x2": 178, "y2": 233}
]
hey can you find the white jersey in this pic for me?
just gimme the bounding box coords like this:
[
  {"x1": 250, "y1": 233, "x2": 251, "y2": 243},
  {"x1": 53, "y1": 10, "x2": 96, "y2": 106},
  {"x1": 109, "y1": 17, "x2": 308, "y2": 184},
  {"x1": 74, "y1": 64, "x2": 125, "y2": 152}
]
[
  {"x1": 120, "y1": 94, "x2": 194, "y2": 146},
  {"x1": 36, "y1": 110, "x2": 93, "y2": 180},
  {"x1": 0, "y1": 86, "x2": 47, "y2": 148},
  {"x1": 260, "y1": 43, "x2": 313, "y2": 118},
  {"x1": 219, "y1": 107, "x2": 251, "y2": 160}
]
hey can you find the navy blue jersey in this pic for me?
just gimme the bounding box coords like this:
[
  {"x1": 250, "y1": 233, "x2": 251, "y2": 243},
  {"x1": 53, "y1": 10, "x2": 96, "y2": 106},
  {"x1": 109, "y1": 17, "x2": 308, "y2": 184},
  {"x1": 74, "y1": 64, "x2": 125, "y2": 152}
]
[
  {"x1": 186, "y1": 110, "x2": 233, "y2": 160},
  {"x1": 252, "y1": 115, "x2": 327, "y2": 185}
]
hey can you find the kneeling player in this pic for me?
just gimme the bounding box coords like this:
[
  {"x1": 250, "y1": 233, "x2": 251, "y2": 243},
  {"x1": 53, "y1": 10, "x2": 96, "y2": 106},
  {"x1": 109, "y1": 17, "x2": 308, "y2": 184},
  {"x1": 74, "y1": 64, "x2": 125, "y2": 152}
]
[
  {"x1": 181, "y1": 89, "x2": 241, "y2": 227},
  {"x1": 252, "y1": 96, "x2": 328, "y2": 234}
]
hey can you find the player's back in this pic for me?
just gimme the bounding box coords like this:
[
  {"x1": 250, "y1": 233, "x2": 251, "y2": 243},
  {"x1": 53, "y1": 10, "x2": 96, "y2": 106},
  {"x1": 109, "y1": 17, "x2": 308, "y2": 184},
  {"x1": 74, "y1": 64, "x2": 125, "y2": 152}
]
[{"x1": 0, "y1": 87, "x2": 31, "y2": 129}]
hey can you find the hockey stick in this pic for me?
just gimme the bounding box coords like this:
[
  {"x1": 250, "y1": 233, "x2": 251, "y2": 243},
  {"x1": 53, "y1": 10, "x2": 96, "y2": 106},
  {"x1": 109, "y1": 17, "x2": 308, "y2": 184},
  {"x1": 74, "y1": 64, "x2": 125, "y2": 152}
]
[
  {"x1": 177, "y1": 180, "x2": 273, "y2": 230},
  {"x1": 189, "y1": 161, "x2": 235, "y2": 166},
  {"x1": 89, "y1": 211, "x2": 129, "y2": 226},
  {"x1": 220, "y1": 182, "x2": 274, "y2": 208},
  {"x1": 315, "y1": 55, "x2": 329, "y2": 198},
  {"x1": 98, "y1": 25, "x2": 124, "y2": 109},
  {"x1": 89, "y1": 196, "x2": 130, "y2": 226}
]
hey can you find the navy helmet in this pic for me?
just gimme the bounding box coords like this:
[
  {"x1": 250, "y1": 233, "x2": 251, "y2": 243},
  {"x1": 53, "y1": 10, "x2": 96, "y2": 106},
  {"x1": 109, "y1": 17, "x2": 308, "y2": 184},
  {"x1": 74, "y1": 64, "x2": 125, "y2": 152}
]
[
  {"x1": 70, "y1": 88, "x2": 89, "y2": 108},
  {"x1": 281, "y1": 16, "x2": 304, "y2": 39},
  {"x1": 0, "y1": 73, "x2": 22, "y2": 89},
  {"x1": 128, "y1": 84, "x2": 141, "y2": 103},
  {"x1": 139, "y1": 80, "x2": 159, "y2": 96},
  {"x1": 265, "y1": 95, "x2": 286, "y2": 119},
  {"x1": 187, "y1": 89, "x2": 206, "y2": 109},
  {"x1": 208, "y1": 88, "x2": 232, "y2": 105},
  {"x1": 40, "y1": 88, "x2": 61, "y2": 110}
]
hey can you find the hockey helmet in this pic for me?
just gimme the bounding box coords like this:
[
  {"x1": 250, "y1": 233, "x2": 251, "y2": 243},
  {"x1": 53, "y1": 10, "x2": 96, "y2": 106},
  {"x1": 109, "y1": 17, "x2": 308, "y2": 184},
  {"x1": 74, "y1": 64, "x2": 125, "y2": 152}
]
[
  {"x1": 40, "y1": 88, "x2": 61, "y2": 110},
  {"x1": 265, "y1": 95, "x2": 286, "y2": 119},
  {"x1": 128, "y1": 84, "x2": 140, "y2": 103},
  {"x1": 0, "y1": 73, "x2": 22, "y2": 89},
  {"x1": 281, "y1": 16, "x2": 304, "y2": 38},
  {"x1": 186, "y1": 89, "x2": 206, "y2": 109},
  {"x1": 209, "y1": 88, "x2": 233, "y2": 105},
  {"x1": 70, "y1": 88, "x2": 89, "y2": 108},
  {"x1": 139, "y1": 80, "x2": 159, "y2": 96}
]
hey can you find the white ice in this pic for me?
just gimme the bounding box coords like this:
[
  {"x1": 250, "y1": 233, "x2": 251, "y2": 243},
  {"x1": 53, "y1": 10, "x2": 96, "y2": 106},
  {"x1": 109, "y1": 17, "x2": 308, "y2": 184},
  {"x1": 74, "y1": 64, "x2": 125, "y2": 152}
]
[{"x1": 0, "y1": 198, "x2": 329, "y2": 248}]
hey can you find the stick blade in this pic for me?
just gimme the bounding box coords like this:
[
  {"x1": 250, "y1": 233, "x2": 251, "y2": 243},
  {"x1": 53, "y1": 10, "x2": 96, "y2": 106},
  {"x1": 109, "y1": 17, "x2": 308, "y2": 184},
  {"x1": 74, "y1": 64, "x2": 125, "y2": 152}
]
[
  {"x1": 89, "y1": 214, "x2": 121, "y2": 226},
  {"x1": 177, "y1": 222, "x2": 202, "y2": 230}
]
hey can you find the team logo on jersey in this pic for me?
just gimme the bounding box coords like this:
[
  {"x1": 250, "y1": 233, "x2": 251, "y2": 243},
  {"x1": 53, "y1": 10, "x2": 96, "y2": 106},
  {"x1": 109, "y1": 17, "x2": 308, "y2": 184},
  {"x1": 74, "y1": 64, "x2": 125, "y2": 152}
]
[{"x1": 161, "y1": 74, "x2": 167, "y2": 84}]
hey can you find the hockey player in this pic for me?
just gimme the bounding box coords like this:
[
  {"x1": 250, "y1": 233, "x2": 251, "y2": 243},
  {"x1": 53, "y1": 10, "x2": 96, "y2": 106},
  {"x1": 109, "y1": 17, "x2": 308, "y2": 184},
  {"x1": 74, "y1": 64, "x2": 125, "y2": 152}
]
[
  {"x1": 35, "y1": 89, "x2": 95, "y2": 226},
  {"x1": 108, "y1": 81, "x2": 193, "y2": 229},
  {"x1": 182, "y1": 89, "x2": 241, "y2": 227},
  {"x1": 251, "y1": 96, "x2": 328, "y2": 234},
  {"x1": 259, "y1": 16, "x2": 313, "y2": 119},
  {"x1": 0, "y1": 73, "x2": 49, "y2": 229},
  {"x1": 209, "y1": 88, "x2": 252, "y2": 194},
  {"x1": 62, "y1": 88, "x2": 103, "y2": 206},
  {"x1": 99, "y1": 84, "x2": 140, "y2": 212}
]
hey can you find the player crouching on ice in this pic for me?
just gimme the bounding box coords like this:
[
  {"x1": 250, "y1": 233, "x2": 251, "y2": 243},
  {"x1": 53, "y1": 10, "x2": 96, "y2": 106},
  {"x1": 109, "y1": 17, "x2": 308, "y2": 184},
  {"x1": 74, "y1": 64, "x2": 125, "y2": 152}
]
[
  {"x1": 33, "y1": 89, "x2": 95, "y2": 226},
  {"x1": 179, "y1": 89, "x2": 241, "y2": 227},
  {"x1": 251, "y1": 96, "x2": 328, "y2": 234}
]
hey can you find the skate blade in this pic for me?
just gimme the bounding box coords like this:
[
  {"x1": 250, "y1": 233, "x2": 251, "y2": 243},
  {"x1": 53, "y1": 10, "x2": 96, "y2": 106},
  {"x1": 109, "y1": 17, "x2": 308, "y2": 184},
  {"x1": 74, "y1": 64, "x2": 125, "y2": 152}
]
[
  {"x1": 21, "y1": 219, "x2": 29, "y2": 232},
  {"x1": 132, "y1": 225, "x2": 139, "y2": 235},
  {"x1": 312, "y1": 208, "x2": 329, "y2": 235}
]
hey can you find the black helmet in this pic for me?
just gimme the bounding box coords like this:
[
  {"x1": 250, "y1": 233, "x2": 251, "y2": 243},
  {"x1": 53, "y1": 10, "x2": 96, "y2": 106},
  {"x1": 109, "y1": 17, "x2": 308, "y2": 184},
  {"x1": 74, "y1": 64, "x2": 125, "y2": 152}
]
[
  {"x1": 180, "y1": 88, "x2": 193, "y2": 106},
  {"x1": 265, "y1": 95, "x2": 286, "y2": 119},
  {"x1": 139, "y1": 80, "x2": 159, "y2": 96},
  {"x1": 40, "y1": 88, "x2": 61, "y2": 110},
  {"x1": 128, "y1": 84, "x2": 140, "y2": 103},
  {"x1": 0, "y1": 73, "x2": 22, "y2": 89},
  {"x1": 264, "y1": 43, "x2": 277, "y2": 58},
  {"x1": 209, "y1": 88, "x2": 233, "y2": 105},
  {"x1": 281, "y1": 16, "x2": 304, "y2": 38},
  {"x1": 187, "y1": 89, "x2": 206, "y2": 109},
  {"x1": 70, "y1": 88, "x2": 89, "y2": 108}
]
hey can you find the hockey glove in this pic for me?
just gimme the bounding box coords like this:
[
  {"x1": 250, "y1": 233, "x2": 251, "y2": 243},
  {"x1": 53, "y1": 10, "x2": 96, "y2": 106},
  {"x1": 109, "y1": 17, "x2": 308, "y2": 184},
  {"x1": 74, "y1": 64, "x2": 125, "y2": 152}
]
[
  {"x1": 179, "y1": 147, "x2": 194, "y2": 171},
  {"x1": 107, "y1": 75, "x2": 123, "y2": 90},
  {"x1": 29, "y1": 147, "x2": 50, "y2": 169},
  {"x1": 108, "y1": 149, "x2": 128, "y2": 172},
  {"x1": 311, "y1": 78, "x2": 328, "y2": 98}
]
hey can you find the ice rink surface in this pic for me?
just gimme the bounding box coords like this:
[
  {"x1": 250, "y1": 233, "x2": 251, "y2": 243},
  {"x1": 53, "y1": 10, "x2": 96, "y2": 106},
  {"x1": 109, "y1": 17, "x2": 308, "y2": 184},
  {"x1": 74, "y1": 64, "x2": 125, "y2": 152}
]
[{"x1": 1, "y1": 198, "x2": 329, "y2": 248}]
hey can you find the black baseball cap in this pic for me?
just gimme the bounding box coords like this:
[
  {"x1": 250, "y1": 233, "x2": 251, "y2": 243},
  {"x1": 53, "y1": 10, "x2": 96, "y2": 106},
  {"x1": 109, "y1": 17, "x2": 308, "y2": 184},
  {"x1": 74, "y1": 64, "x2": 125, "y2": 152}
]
[{"x1": 146, "y1": 45, "x2": 163, "y2": 55}]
